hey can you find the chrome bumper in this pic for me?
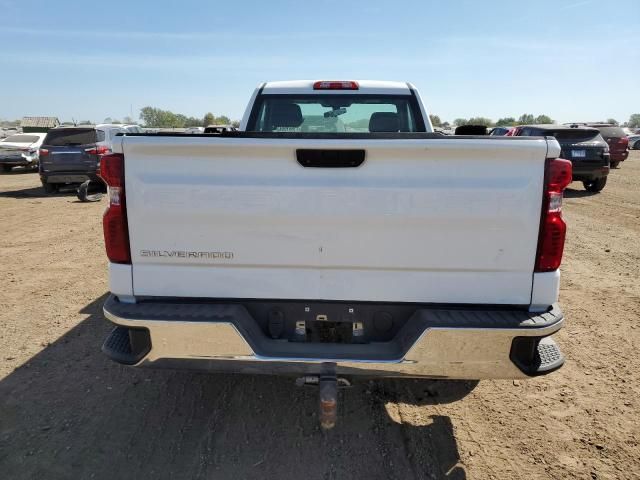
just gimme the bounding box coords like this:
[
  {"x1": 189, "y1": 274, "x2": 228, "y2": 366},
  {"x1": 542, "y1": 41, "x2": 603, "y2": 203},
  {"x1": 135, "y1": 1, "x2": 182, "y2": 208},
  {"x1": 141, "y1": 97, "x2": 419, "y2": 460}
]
[{"x1": 103, "y1": 295, "x2": 564, "y2": 379}]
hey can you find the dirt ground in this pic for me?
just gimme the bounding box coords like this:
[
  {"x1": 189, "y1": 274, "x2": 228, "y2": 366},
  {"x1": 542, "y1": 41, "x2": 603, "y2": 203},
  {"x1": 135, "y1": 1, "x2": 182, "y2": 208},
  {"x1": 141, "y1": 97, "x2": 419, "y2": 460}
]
[{"x1": 0, "y1": 153, "x2": 639, "y2": 480}]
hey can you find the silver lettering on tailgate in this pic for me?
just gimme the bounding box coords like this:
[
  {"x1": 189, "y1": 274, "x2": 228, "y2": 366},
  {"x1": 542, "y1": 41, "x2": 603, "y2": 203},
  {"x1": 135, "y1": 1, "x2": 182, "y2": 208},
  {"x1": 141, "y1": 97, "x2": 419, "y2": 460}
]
[{"x1": 140, "y1": 250, "x2": 234, "y2": 260}]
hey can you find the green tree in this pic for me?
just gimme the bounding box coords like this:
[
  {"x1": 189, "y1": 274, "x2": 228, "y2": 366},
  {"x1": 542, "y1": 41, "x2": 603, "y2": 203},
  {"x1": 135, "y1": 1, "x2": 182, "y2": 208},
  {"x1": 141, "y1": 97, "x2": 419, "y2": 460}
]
[
  {"x1": 467, "y1": 117, "x2": 493, "y2": 127},
  {"x1": 103, "y1": 117, "x2": 112, "y2": 124},
  {"x1": 518, "y1": 114, "x2": 535, "y2": 125},
  {"x1": 231, "y1": 120, "x2": 240, "y2": 128},
  {"x1": 496, "y1": 117, "x2": 516, "y2": 126},
  {"x1": 123, "y1": 116, "x2": 134, "y2": 124},
  {"x1": 184, "y1": 116, "x2": 203, "y2": 127},
  {"x1": 534, "y1": 115, "x2": 553, "y2": 124},
  {"x1": 453, "y1": 118, "x2": 468, "y2": 127},
  {"x1": 628, "y1": 114, "x2": 640, "y2": 128},
  {"x1": 429, "y1": 114, "x2": 442, "y2": 127},
  {"x1": 140, "y1": 106, "x2": 234, "y2": 128},
  {"x1": 203, "y1": 112, "x2": 215, "y2": 126},
  {"x1": 606, "y1": 118, "x2": 618, "y2": 125},
  {"x1": 216, "y1": 115, "x2": 231, "y2": 125},
  {"x1": 139, "y1": 107, "x2": 179, "y2": 127}
]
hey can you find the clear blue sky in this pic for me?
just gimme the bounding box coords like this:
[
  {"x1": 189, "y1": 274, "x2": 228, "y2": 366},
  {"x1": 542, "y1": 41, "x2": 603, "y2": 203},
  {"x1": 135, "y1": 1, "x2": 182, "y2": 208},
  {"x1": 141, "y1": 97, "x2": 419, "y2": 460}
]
[{"x1": 0, "y1": 0, "x2": 638, "y2": 124}]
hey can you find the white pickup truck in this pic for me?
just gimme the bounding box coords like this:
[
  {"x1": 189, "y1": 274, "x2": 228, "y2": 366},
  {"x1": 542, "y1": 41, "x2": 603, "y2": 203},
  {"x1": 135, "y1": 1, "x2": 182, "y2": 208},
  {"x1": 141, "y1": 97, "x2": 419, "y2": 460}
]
[{"x1": 100, "y1": 80, "x2": 571, "y2": 425}]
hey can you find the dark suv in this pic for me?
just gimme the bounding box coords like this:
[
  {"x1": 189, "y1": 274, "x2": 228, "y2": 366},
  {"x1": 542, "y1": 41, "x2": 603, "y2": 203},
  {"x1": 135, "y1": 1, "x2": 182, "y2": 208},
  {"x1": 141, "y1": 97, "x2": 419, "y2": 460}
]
[
  {"x1": 566, "y1": 123, "x2": 628, "y2": 168},
  {"x1": 39, "y1": 127, "x2": 108, "y2": 194},
  {"x1": 516, "y1": 125, "x2": 610, "y2": 192}
]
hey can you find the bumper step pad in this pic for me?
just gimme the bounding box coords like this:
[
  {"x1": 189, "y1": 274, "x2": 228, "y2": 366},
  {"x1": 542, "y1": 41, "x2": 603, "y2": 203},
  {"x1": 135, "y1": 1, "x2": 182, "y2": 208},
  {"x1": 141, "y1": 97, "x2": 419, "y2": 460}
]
[
  {"x1": 511, "y1": 336, "x2": 565, "y2": 376},
  {"x1": 102, "y1": 326, "x2": 151, "y2": 365},
  {"x1": 535, "y1": 338, "x2": 565, "y2": 374}
]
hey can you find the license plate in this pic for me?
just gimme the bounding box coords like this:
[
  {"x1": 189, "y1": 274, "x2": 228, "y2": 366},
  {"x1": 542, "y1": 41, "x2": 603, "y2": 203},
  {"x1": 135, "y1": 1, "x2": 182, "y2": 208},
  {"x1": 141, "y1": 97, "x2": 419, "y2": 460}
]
[{"x1": 572, "y1": 150, "x2": 586, "y2": 158}]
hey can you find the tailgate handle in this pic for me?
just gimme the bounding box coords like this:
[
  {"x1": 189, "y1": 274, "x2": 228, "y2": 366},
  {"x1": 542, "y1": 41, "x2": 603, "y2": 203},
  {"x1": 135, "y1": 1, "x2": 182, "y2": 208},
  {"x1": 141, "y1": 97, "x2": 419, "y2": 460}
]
[{"x1": 296, "y1": 149, "x2": 365, "y2": 168}]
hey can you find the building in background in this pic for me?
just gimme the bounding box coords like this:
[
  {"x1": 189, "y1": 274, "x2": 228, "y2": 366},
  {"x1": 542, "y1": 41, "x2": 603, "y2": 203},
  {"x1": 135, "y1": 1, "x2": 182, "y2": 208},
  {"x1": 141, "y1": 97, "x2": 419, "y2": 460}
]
[{"x1": 20, "y1": 116, "x2": 60, "y2": 133}]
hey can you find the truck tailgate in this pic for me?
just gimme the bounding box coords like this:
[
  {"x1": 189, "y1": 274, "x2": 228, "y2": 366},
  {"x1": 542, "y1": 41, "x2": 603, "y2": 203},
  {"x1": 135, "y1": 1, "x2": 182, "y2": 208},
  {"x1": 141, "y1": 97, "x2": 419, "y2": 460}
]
[{"x1": 121, "y1": 136, "x2": 551, "y2": 305}]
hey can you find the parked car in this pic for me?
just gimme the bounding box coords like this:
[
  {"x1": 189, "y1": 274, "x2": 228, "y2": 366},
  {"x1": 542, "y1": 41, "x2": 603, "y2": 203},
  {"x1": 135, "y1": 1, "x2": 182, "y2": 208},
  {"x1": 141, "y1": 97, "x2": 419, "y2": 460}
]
[
  {"x1": 627, "y1": 135, "x2": 640, "y2": 150},
  {"x1": 565, "y1": 123, "x2": 628, "y2": 168},
  {"x1": 454, "y1": 125, "x2": 488, "y2": 135},
  {"x1": 121, "y1": 124, "x2": 143, "y2": 134},
  {"x1": 184, "y1": 127, "x2": 205, "y2": 134},
  {"x1": 39, "y1": 126, "x2": 111, "y2": 193},
  {"x1": 100, "y1": 79, "x2": 569, "y2": 428},
  {"x1": 204, "y1": 124, "x2": 236, "y2": 133},
  {"x1": 489, "y1": 126, "x2": 513, "y2": 136},
  {"x1": 516, "y1": 125, "x2": 609, "y2": 192},
  {"x1": 95, "y1": 124, "x2": 127, "y2": 150},
  {"x1": 0, "y1": 133, "x2": 46, "y2": 172}
]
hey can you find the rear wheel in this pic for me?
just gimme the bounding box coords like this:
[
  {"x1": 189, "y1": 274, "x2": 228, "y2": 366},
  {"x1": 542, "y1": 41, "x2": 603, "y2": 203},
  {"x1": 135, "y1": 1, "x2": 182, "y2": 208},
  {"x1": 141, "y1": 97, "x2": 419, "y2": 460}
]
[
  {"x1": 42, "y1": 181, "x2": 58, "y2": 194},
  {"x1": 583, "y1": 177, "x2": 607, "y2": 193},
  {"x1": 2, "y1": 165, "x2": 12, "y2": 173},
  {"x1": 610, "y1": 161, "x2": 620, "y2": 169}
]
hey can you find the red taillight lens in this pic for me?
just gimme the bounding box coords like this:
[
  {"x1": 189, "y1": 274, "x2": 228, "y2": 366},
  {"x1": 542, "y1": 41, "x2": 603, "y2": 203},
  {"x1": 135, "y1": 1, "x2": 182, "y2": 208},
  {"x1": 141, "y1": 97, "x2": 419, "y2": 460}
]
[
  {"x1": 313, "y1": 81, "x2": 359, "y2": 90},
  {"x1": 85, "y1": 145, "x2": 111, "y2": 155},
  {"x1": 535, "y1": 158, "x2": 572, "y2": 272},
  {"x1": 547, "y1": 156, "x2": 573, "y2": 193},
  {"x1": 39, "y1": 148, "x2": 49, "y2": 157},
  {"x1": 99, "y1": 153, "x2": 130, "y2": 264},
  {"x1": 619, "y1": 137, "x2": 629, "y2": 147}
]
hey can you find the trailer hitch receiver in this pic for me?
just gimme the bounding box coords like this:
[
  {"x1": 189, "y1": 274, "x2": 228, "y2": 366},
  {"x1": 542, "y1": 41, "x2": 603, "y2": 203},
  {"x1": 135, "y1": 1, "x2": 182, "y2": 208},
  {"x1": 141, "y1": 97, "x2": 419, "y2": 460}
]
[
  {"x1": 319, "y1": 374, "x2": 338, "y2": 429},
  {"x1": 295, "y1": 363, "x2": 350, "y2": 430}
]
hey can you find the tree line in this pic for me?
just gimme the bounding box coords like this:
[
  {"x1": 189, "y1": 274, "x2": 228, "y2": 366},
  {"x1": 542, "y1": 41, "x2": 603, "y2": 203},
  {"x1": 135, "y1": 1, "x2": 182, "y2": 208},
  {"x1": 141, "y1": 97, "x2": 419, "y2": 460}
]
[
  {"x1": 138, "y1": 107, "x2": 237, "y2": 128},
  {"x1": 429, "y1": 114, "x2": 640, "y2": 129},
  {"x1": 4, "y1": 112, "x2": 640, "y2": 130}
]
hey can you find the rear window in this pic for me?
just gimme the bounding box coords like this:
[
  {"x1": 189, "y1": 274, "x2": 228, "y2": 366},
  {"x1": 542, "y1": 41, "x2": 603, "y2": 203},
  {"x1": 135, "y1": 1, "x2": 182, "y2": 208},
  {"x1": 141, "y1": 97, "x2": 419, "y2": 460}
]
[
  {"x1": 523, "y1": 128, "x2": 600, "y2": 142},
  {"x1": 248, "y1": 94, "x2": 425, "y2": 133},
  {"x1": 549, "y1": 130, "x2": 601, "y2": 142},
  {"x1": 2, "y1": 134, "x2": 40, "y2": 144},
  {"x1": 44, "y1": 129, "x2": 98, "y2": 146},
  {"x1": 593, "y1": 126, "x2": 625, "y2": 138}
]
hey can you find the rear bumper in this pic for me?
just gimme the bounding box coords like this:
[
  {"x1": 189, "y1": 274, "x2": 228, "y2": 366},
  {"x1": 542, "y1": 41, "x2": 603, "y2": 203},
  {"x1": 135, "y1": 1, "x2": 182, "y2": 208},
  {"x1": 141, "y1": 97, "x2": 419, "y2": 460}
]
[
  {"x1": 610, "y1": 151, "x2": 628, "y2": 162},
  {"x1": 0, "y1": 155, "x2": 35, "y2": 166},
  {"x1": 572, "y1": 164, "x2": 609, "y2": 181},
  {"x1": 40, "y1": 172, "x2": 99, "y2": 184},
  {"x1": 102, "y1": 295, "x2": 565, "y2": 379}
]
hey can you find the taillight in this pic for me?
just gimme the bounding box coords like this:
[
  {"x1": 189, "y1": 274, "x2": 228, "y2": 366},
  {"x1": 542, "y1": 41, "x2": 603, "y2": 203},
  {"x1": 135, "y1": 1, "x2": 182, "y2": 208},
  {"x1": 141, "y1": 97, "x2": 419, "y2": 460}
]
[
  {"x1": 313, "y1": 81, "x2": 359, "y2": 90},
  {"x1": 619, "y1": 137, "x2": 629, "y2": 148},
  {"x1": 535, "y1": 158, "x2": 572, "y2": 272},
  {"x1": 39, "y1": 148, "x2": 49, "y2": 157},
  {"x1": 85, "y1": 145, "x2": 111, "y2": 155},
  {"x1": 99, "y1": 153, "x2": 130, "y2": 264}
]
